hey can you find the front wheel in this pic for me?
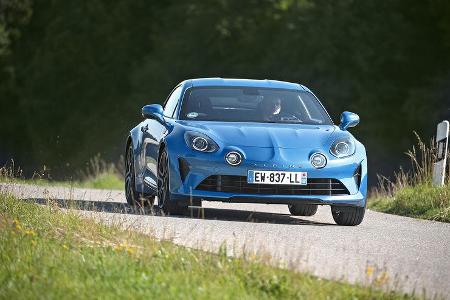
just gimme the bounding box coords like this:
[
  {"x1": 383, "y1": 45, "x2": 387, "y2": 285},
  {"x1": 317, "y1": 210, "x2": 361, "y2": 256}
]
[
  {"x1": 331, "y1": 205, "x2": 365, "y2": 226},
  {"x1": 157, "y1": 149, "x2": 187, "y2": 215},
  {"x1": 288, "y1": 204, "x2": 318, "y2": 216}
]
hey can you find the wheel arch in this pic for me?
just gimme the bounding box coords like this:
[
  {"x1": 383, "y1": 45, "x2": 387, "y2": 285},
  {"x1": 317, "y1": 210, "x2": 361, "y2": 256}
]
[{"x1": 125, "y1": 135, "x2": 132, "y2": 154}]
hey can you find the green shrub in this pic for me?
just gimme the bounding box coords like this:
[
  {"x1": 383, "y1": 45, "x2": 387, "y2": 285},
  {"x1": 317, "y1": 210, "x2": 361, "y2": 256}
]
[{"x1": 370, "y1": 133, "x2": 450, "y2": 222}]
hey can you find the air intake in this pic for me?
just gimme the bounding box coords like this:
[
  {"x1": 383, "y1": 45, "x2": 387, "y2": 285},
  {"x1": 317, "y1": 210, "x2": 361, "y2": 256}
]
[
  {"x1": 178, "y1": 158, "x2": 190, "y2": 181},
  {"x1": 196, "y1": 176, "x2": 350, "y2": 196}
]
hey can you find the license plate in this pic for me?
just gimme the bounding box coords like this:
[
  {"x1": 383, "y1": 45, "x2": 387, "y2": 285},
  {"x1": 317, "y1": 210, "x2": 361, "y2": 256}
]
[{"x1": 247, "y1": 170, "x2": 307, "y2": 185}]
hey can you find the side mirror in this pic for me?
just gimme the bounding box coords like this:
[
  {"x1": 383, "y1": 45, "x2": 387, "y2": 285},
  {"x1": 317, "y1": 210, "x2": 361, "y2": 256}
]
[
  {"x1": 142, "y1": 104, "x2": 165, "y2": 124},
  {"x1": 339, "y1": 111, "x2": 360, "y2": 131}
]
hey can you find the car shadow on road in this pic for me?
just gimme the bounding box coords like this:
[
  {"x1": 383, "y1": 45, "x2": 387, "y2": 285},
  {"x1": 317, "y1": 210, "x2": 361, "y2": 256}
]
[
  {"x1": 186, "y1": 206, "x2": 333, "y2": 226},
  {"x1": 22, "y1": 197, "x2": 334, "y2": 226}
]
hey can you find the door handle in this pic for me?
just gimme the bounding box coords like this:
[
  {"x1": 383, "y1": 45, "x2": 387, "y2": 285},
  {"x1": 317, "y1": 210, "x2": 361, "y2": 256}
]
[{"x1": 141, "y1": 124, "x2": 149, "y2": 132}]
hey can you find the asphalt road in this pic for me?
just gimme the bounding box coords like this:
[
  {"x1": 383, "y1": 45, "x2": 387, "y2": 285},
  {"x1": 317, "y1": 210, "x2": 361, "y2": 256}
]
[{"x1": 2, "y1": 183, "x2": 450, "y2": 299}]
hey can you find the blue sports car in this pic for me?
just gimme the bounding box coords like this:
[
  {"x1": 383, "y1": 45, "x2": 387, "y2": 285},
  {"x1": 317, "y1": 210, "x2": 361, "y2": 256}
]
[{"x1": 125, "y1": 78, "x2": 367, "y2": 226}]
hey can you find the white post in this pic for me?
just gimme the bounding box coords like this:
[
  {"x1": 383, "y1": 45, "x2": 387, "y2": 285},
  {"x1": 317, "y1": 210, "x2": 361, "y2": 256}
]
[{"x1": 432, "y1": 120, "x2": 449, "y2": 186}]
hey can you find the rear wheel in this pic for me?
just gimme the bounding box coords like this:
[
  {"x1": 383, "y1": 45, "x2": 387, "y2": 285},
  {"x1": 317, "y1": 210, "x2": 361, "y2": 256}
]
[
  {"x1": 157, "y1": 149, "x2": 187, "y2": 215},
  {"x1": 288, "y1": 204, "x2": 318, "y2": 216},
  {"x1": 331, "y1": 205, "x2": 365, "y2": 226},
  {"x1": 125, "y1": 143, "x2": 154, "y2": 207}
]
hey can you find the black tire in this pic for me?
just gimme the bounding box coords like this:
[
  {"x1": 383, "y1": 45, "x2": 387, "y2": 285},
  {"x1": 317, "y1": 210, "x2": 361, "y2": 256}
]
[
  {"x1": 187, "y1": 198, "x2": 202, "y2": 207},
  {"x1": 125, "y1": 143, "x2": 154, "y2": 207},
  {"x1": 157, "y1": 149, "x2": 187, "y2": 215},
  {"x1": 288, "y1": 204, "x2": 318, "y2": 216},
  {"x1": 331, "y1": 205, "x2": 365, "y2": 226}
]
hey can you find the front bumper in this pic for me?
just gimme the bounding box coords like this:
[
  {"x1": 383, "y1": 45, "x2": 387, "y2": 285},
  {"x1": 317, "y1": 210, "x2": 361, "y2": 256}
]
[
  {"x1": 167, "y1": 144, "x2": 368, "y2": 207},
  {"x1": 172, "y1": 190, "x2": 366, "y2": 206}
]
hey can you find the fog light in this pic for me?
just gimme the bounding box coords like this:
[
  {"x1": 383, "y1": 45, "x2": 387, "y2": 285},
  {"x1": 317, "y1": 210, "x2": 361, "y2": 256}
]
[
  {"x1": 310, "y1": 153, "x2": 327, "y2": 169},
  {"x1": 225, "y1": 151, "x2": 242, "y2": 166}
]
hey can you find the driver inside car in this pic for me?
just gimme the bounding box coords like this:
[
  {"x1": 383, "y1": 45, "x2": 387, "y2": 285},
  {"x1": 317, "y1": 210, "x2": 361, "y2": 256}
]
[
  {"x1": 183, "y1": 95, "x2": 213, "y2": 119},
  {"x1": 259, "y1": 95, "x2": 282, "y2": 121}
]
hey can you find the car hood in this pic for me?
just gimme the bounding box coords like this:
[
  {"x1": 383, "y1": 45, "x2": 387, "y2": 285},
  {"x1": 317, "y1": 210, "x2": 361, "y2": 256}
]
[{"x1": 177, "y1": 121, "x2": 336, "y2": 149}]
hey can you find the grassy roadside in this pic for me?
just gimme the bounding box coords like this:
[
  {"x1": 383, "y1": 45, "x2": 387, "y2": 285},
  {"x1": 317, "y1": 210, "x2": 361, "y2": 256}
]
[
  {"x1": 369, "y1": 184, "x2": 450, "y2": 222},
  {"x1": 368, "y1": 134, "x2": 450, "y2": 223},
  {"x1": 0, "y1": 156, "x2": 123, "y2": 190},
  {"x1": 0, "y1": 172, "x2": 123, "y2": 190},
  {"x1": 0, "y1": 193, "x2": 411, "y2": 300}
]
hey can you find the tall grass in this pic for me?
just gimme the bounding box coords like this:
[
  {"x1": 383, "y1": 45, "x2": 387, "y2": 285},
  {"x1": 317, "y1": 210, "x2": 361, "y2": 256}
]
[
  {"x1": 0, "y1": 155, "x2": 124, "y2": 190},
  {"x1": 370, "y1": 133, "x2": 450, "y2": 222},
  {"x1": 75, "y1": 154, "x2": 124, "y2": 189}
]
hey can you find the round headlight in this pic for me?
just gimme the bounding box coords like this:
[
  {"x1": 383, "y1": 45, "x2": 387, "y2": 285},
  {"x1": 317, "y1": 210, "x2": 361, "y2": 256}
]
[
  {"x1": 225, "y1": 151, "x2": 242, "y2": 166},
  {"x1": 184, "y1": 131, "x2": 219, "y2": 152},
  {"x1": 192, "y1": 137, "x2": 209, "y2": 151},
  {"x1": 330, "y1": 138, "x2": 355, "y2": 158},
  {"x1": 310, "y1": 153, "x2": 327, "y2": 169},
  {"x1": 335, "y1": 142, "x2": 349, "y2": 156}
]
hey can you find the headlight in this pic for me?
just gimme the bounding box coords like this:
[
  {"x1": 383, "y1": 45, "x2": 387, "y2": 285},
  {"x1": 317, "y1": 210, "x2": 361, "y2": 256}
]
[
  {"x1": 184, "y1": 131, "x2": 219, "y2": 152},
  {"x1": 330, "y1": 138, "x2": 356, "y2": 158}
]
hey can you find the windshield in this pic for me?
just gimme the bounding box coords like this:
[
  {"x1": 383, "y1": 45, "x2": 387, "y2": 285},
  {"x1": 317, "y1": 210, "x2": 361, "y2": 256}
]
[{"x1": 179, "y1": 87, "x2": 333, "y2": 125}]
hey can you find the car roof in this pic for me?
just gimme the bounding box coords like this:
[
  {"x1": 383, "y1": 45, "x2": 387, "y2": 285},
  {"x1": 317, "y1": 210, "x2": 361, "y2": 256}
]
[{"x1": 186, "y1": 78, "x2": 305, "y2": 90}]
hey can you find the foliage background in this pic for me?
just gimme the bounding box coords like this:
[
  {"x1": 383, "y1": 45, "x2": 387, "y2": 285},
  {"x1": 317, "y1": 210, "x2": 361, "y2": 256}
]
[{"x1": 1, "y1": 0, "x2": 449, "y2": 185}]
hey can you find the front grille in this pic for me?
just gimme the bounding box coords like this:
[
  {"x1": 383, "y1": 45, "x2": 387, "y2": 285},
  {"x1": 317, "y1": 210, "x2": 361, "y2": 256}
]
[{"x1": 196, "y1": 175, "x2": 350, "y2": 196}]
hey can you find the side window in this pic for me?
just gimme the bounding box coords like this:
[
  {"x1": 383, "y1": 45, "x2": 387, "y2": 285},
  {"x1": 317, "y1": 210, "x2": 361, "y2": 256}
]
[{"x1": 164, "y1": 86, "x2": 183, "y2": 118}]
